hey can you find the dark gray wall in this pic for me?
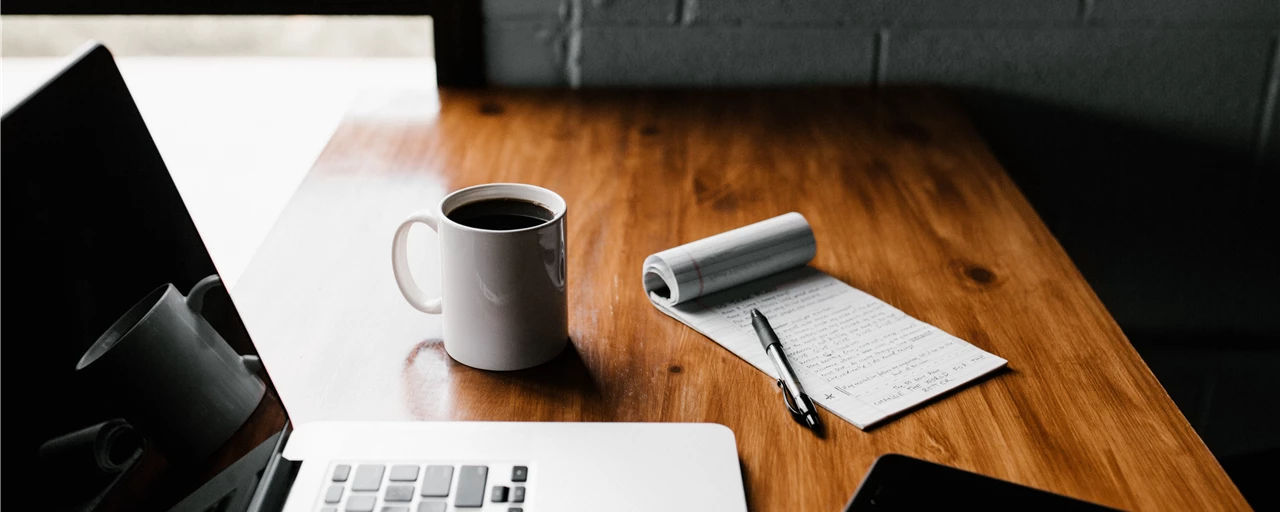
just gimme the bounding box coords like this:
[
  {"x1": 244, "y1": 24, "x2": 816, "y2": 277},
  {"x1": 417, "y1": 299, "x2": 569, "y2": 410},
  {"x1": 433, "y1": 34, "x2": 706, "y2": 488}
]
[{"x1": 483, "y1": 0, "x2": 1279, "y2": 166}]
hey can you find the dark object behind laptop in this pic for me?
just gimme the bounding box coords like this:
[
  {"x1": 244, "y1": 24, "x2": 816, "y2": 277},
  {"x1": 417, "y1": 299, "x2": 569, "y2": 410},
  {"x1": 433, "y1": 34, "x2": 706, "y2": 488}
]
[{"x1": 845, "y1": 454, "x2": 1118, "y2": 511}]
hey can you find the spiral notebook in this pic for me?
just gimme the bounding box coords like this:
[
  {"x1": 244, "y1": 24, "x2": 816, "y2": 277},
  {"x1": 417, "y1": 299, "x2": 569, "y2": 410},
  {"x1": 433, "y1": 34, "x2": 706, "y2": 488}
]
[{"x1": 643, "y1": 213, "x2": 1008, "y2": 429}]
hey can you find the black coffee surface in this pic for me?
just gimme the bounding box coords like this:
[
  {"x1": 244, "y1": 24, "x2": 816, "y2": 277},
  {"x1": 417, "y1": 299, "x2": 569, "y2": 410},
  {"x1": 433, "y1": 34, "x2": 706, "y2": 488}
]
[{"x1": 447, "y1": 198, "x2": 554, "y2": 231}]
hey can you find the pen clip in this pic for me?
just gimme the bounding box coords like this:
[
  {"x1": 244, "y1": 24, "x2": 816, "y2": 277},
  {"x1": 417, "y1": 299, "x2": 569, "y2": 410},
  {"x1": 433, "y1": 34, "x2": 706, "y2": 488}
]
[{"x1": 776, "y1": 379, "x2": 803, "y2": 416}]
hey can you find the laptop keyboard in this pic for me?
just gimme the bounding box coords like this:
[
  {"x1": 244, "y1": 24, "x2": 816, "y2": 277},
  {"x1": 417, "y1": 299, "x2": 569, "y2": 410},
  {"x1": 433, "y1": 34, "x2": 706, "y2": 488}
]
[{"x1": 319, "y1": 462, "x2": 531, "y2": 512}]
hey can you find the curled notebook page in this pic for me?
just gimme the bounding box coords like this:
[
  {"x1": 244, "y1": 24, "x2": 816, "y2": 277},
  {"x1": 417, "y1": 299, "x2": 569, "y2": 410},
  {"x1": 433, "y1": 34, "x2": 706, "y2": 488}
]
[
  {"x1": 642, "y1": 212, "x2": 1008, "y2": 429},
  {"x1": 642, "y1": 212, "x2": 817, "y2": 307}
]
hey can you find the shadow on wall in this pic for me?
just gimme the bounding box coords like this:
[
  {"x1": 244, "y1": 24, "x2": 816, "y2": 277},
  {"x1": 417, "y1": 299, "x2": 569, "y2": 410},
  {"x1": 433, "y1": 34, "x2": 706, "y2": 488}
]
[{"x1": 952, "y1": 90, "x2": 1279, "y2": 510}]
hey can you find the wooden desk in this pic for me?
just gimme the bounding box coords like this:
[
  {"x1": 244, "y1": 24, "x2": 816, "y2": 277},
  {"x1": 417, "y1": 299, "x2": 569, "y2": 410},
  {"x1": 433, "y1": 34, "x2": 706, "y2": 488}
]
[{"x1": 234, "y1": 89, "x2": 1247, "y2": 511}]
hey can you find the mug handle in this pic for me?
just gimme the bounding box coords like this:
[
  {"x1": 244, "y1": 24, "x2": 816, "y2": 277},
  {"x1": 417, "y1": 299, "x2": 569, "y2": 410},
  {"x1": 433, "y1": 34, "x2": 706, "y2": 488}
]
[
  {"x1": 184, "y1": 275, "x2": 266, "y2": 377},
  {"x1": 391, "y1": 209, "x2": 443, "y2": 314},
  {"x1": 185, "y1": 274, "x2": 223, "y2": 314}
]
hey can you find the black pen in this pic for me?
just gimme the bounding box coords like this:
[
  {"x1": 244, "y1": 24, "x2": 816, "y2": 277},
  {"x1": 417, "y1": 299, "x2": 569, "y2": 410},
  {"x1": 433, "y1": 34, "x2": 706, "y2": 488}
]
[{"x1": 750, "y1": 309, "x2": 820, "y2": 429}]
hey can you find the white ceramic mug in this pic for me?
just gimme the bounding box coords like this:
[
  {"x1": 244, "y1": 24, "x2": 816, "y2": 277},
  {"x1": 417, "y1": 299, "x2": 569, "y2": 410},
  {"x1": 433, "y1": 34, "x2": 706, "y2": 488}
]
[{"x1": 392, "y1": 183, "x2": 568, "y2": 371}]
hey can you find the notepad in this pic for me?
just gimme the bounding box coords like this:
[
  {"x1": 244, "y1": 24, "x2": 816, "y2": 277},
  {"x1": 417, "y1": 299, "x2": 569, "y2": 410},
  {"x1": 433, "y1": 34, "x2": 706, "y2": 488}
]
[{"x1": 643, "y1": 213, "x2": 1008, "y2": 429}]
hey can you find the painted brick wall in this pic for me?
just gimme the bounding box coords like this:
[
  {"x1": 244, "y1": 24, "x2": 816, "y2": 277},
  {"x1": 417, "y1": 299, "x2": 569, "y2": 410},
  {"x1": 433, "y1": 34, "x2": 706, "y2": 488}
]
[{"x1": 483, "y1": 0, "x2": 1279, "y2": 165}]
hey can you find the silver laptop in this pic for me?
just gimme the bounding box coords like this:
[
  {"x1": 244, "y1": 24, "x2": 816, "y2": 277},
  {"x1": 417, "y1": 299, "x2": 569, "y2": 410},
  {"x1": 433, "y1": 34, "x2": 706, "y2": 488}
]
[{"x1": 2, "y1": 42, "x2": 748, "y2": 512}]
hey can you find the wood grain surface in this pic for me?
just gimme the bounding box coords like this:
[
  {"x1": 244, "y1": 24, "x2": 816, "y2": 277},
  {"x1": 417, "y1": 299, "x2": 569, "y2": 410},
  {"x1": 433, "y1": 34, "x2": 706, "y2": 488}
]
[{"x1": 232, "y1": 88, "x2": 1248, "y2": 511}]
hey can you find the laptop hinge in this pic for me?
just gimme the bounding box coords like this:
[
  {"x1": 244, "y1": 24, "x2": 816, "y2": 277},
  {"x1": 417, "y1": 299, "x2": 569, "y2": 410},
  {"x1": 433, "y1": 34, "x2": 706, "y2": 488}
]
[{"x1": 246, "y1": 422, "x2": 300, "y2": 512}]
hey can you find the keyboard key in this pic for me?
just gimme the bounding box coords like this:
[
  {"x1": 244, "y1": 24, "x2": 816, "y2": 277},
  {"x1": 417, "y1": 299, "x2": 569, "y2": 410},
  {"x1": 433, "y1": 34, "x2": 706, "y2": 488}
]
[
  {"x1": 380, "y1": 508, "x2": 409, "y2": 512},
  {"x1": 509, "y1": 508, "x2": 523, "y2": 512},
  {"x1": 416, "y1": 503, "x2": 446, "y2": 512},
  {"x1": 512, "y1": 486, "x2": 525, "y2": 503},
  {"x1": 384, "y1": 485, "x2": 414, "y2": 502},
  {"x1": 345, "y1": 495, "x2": 376, "y2": 512},
  {"x1": 389, "y1": 465, "x2": 419, "y2": 481},
  {"x1": 322, "y1": 508, "x2": 337, "y2": 512},
  {"x1": 333, "y1": 465, "x2": 352, "y2": 482},
  {"x1": 420, "y1": 465, "x2": 454, "y2": 497},
  {"x1": 455, "y1": 465, "x2": 488, "y2": 507},
  {"x1": 352, "y1": 465, "x2": 385, "y2": 492},
  {"x1": 511, "y1": 466, "x2": 528, "y2": 482},
  {"x1": 324, "y1": 484, "x2": 344, "y2": 503},
  {"x1": 491, "y1": 485, "x2": 509, "y2": 503}
]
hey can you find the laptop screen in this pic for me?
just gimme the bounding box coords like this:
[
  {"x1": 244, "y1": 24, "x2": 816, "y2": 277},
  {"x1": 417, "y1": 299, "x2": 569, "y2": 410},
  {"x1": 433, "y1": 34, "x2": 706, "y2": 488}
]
[{"x1": 2, "y1": 44, "x2": 288, "y2": 512}]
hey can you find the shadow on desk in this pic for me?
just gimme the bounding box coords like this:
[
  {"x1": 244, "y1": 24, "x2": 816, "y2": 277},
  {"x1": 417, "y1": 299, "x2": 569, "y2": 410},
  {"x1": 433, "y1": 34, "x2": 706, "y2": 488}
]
[
  {"x1": 954, "y1": 89, "x2": 1279, "y2": 510},
  {"x1": 402, "y1": 338, "x2": 602, "y2": 421}
]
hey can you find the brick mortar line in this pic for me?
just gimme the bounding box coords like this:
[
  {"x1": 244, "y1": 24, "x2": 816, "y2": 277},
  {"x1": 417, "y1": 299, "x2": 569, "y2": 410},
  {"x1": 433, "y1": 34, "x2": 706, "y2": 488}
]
[
  {"x1": 552, "y1": 20, "x2": 1279, "y2": 30},
  {"x1": 871, "y1": 30, "x2": 889, "y2": 86},
  {"x1": 1079, "y1": 0, "x2": 1096, "y2": 23},
  {"x1": 482, "y1": 15, "x2": 566, "y2": 23},
  {"x1": 564, "y1": 0, "x2": 583, "y2": 88},
  {"x1": 1252, "y1": 33, "x2": 1280, "y2": 170}
]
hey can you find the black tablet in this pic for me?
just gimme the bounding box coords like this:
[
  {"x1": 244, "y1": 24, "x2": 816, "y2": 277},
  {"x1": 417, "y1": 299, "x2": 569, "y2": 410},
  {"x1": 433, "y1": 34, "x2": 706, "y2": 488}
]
[{"x1": 845, "y1": 454, "x2": 1118, "y2": 511}]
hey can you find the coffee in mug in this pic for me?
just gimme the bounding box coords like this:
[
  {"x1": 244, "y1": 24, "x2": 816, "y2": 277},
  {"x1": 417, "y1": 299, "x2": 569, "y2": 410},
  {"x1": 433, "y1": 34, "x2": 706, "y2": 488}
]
[{"x1": 446, "y1": 198, "x2": 556, "y2": 231}]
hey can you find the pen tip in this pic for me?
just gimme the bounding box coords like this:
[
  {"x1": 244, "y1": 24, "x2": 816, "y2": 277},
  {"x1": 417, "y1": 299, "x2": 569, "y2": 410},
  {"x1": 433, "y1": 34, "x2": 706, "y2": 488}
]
[{"x1": 750, "y1": 308, "x2": 761, "y2": 318}]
